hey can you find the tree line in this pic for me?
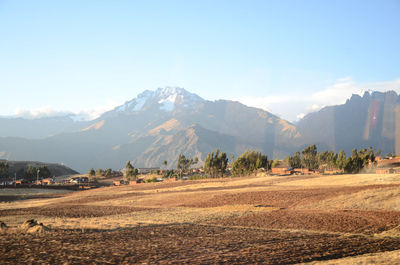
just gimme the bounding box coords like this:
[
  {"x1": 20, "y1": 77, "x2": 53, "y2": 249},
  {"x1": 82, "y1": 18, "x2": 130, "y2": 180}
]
[
  {"x1": 87, "y1": 144, "x2": 383, "y2": 181},
  {"x1": 0, "y1": 162, "x2": 9, "y2": 178},
  {"x1": 0, "y1": 162, "x2": 52, "y2": 181},
  {"x1": 284, "y1": 145, "x2": 380, "y2": 174}
]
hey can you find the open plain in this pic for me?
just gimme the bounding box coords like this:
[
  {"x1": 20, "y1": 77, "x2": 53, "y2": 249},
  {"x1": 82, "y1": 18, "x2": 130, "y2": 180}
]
[{"x1": 2, "y1": 173, "x2": 400, "y2": 264}]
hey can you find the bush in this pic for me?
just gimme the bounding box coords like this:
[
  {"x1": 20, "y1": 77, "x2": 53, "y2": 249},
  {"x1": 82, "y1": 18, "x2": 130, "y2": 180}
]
[
  {"x1": 145, "y1": 176, "x2": 158, "y2": 183},
  {"x1": 188, "y1": 174, "x2": 207, "y2": 180}
]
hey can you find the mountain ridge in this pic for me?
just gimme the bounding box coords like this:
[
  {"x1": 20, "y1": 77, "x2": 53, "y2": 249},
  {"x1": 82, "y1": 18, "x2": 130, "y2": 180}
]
[{"x1": 0, "y1": 88, "x2": 398, "y2": 172}]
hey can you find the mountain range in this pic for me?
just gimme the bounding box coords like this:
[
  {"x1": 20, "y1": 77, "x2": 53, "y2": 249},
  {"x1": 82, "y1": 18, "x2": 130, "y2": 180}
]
[{"x1": 0, "y1": 87, "x2": 398, "y2": 173}]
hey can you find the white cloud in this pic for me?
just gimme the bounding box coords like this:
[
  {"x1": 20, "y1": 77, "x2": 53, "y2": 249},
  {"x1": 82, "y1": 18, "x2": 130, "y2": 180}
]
[
  {"x1": 307, "y1": 104, "x2": 320, "y2": 111},
  {"x1": 296, "y1": 113, "x2": 305, "y2": 119},
  {"x1": 13, "y1": 107, "x2": 70, "y2": 119},
  {"x1": 73, "y1": 99, "x2": 121, "y2": 121},
  {"x1": 13, "y1": 99, "x2": 121, "y2": 121},
  {"x1": 233, "y1": 78, "x2": 400, "y2": 122}
]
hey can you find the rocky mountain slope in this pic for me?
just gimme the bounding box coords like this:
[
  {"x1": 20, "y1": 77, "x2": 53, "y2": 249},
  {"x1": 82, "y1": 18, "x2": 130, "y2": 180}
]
[
  {"x1": 297, "y1": 91, "x2": 400, "y2": 156},
  {"x1": 0, "y1": 87, "x2": 301, "y2": 172},
  {"x1": 0, "y1": 159, "x2": 78, "y2": 177},
  {"x1": 1, "y1": 88, "x2": 398, "y2": 172}
]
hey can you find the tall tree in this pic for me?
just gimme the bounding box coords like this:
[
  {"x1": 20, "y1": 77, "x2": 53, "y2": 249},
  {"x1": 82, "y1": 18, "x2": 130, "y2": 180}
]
[
  {"x1": 88, "y1": 168, "x2": 96, "y2": 176},
  {"x1": 231, "y1": 150, "x2": 268, "y2": 177},
  {"x1": 176, "y1": 154, "x2": 198, "y2": 178},
  {"x1": 39, "y1": 166, "x2": 51, "y2": 179},
  {"x1": 105, "y1": 168, "x2": 113, "y2": 177},
  {"x1": 301, "y1": 144, "x2": 318, "y2": 170},
  {"x1": 336, "y1": 150, "x2": 346, "y2": 170},
  {"x1": 125, "y1": 162, "x2": 138, "y2": 180},
  {"x1": 287, "y1": 151, "x2": 302, "y2": 168},
  {"x1": 0, "y1": 162, "x2": 9, "y2": 178},
  {"x1": 204, "y1": 149, "x2": 229, "y2": 178}
]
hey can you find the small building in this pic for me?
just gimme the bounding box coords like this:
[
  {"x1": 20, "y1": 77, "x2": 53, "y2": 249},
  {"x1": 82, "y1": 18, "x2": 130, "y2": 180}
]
[
  {"x1": 376, "y1": 168, "x2": 394, "y2": 174},
  {"x1": 323, "y1": 169, "x2": 343, "y2": 175},
  {"x1": 271, "y1": 167, "x2": 293, "y2": 175},
  {"x1": 70, "y1": 177, "x2": 89, "y2": 184},
  {"x1": 293, "y1": 168, "x2": 310, "y2": 174},
  {"x1": 164, "y1": 178, "x2": 176, "y2": 182},
  {"x1": 113, "y1": 180, "x2": 122, "y2": 186},
  {"x1": 42, "y1": 178, "x2": 54, "y2": 185}
]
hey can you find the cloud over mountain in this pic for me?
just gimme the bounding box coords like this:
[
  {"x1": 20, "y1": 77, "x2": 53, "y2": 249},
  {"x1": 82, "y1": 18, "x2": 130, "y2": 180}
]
[{"x1": 234, "y1": 78, "x2": 400, "y2": 122}]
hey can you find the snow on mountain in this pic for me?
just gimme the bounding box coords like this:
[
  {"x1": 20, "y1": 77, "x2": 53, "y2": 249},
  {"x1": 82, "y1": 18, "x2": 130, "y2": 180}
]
[
  {"x1": 112, "y1": 87, "x2": 204, "y2": 114},
  {"x1": 158, "y1": 93, "x2": 177, "y2": 111}
]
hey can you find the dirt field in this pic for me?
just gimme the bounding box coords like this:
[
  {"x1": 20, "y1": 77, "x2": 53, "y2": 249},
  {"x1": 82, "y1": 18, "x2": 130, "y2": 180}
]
[{"x1": 2, "y1": 174, "x2": 400, "y2": 264}]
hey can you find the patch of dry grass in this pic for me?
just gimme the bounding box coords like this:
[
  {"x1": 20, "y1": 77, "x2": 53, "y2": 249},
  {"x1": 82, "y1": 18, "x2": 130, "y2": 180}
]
[
  {"x1": 3, "y1": 173, "x2": 400, "y2": 263},
  {"x1": 2, "y1": 204, "x2": 278, "y2": 230},
  {"x1": 302, "y1": 249, "x2": 400, "y2": 264},
  {"x1": 299, "y1": 187, "x2": 400, "y2": 211},
  {"x1": 277, "y1": 174, "x2": 400, "y2": 187}
]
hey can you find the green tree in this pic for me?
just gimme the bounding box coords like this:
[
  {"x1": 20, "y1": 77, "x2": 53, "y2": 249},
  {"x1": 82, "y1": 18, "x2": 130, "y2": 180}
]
[
  {"x1": 231, "y1": 150, "x2": 268, "y2": 177},
  {"x1": 336, "y1": 150, "x2": 346, "y2": 170},
  {"x1": 271, "y1": 159, "x2": 280, "y2": 168},
  {"x1": 176, "y1": 154, "x2": 198, "y2": 178},
  {"x1": 344, "y1": 148, "x2": 363, "y2": 173},
  {"x1": 125, "y1": 162, "x2": 139, "y2": 180},
  {"x1": 287, "y1": 151, "x2": 302, "y2": 168},
  {"x1": 318, "y1": 151, "x2": 337, "y2": 170},
  {"x1": 105, "y1": 168, "x2": 113, "y2": 177},
  {"x1": 88, "y1": 168, "x2": 96, "y2": 176},
  {"x1": 126, "y1": 161, "x2": 133, "y2": 170},
  {"x1": 0, "y1": 162, "x2": 9, "y2": 178},
  {"x1": 301, "y1": 144, "x2": 318, "y2": 170},
  {"x1": 96, "y1": 168, "x2": 105, "y2": 176},
  {"x1": 204, "y1": 149, "x2": 229, "y2": 178},
  {"x1": 39, "y1": 166, "x2": 51, "y2": 179},
  {"x1": 25, "y1": 165, "x2": 38, "y2": 181},
  {"x1": 376, "y1": 149, "x2": 382, "y2": 157}
]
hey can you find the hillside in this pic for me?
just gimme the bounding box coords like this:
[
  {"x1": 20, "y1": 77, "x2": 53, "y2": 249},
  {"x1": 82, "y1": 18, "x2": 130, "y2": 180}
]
[
  {"x1": 0, "y1": 160, "x2": 79, "y2": 176},
  {"x1": 0, "y1": 87, "x2": 302, "y2": 171},
  {"x1": 298, "y1": 91, "x2": 400, "y2": 155},
  {"x1": 1, "y1": 88, "x2": 399, "y2": 172}
]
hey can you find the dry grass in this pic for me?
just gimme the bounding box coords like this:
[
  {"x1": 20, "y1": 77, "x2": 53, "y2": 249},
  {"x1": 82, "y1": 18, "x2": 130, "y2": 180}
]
[
  {"x1": 3, "y1": 173, "x2": 400, "y2": 264},
  {"x1": 302, "y1": 249, "x2": 400, "y2": 265},
  {"x1": 277, "y1": 173, "x2": 400, "y2": 187},
  {"x1": 299, "y1": 186, "x2": 400, "y2": 211}
]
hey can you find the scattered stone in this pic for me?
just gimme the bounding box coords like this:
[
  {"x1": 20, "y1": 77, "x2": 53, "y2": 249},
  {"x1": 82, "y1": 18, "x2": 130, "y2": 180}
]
[
  {"x1": 20, "y1": 219, "x2": 50, "y2": 233},
  {"x1": 0, "y1": 220, "x2": 7, "y2": 230},
  {"x1": 27, "y1": 223, "x2": 50, "y2": 233},
  {"x1": 20, "y1": 219, "x2": 38, "y2": 230}
]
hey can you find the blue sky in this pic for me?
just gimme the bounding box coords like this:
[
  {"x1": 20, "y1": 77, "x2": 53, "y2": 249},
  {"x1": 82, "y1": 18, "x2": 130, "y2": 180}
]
[{"x1": 1, "y1": 0, "x2": 399, "y2": 121}]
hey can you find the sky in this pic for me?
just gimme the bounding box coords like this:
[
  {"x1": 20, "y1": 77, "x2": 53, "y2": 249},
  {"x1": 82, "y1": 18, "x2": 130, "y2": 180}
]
[{"x1": 0, "y1": 0, "x2": 399, "y2": 122}]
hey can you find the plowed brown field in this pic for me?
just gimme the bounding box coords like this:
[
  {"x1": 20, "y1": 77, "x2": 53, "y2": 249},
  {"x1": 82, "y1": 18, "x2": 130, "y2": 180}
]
[
  {"x1": 2, "y1": 224, "x2": 400, "y2": 264},
  {"x1": 2, "y1": 174, "x2": 400, "y2": 264}
]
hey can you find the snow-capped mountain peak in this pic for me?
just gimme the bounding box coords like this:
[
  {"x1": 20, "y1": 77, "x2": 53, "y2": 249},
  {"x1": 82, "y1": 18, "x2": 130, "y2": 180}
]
[{"x1": 112, "y1": 87, "x2": 203, "y2": 114}]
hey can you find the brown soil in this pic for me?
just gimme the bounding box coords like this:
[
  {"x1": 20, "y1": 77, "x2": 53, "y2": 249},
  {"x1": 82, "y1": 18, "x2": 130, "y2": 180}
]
[
  {"x1": 3, "y1": 177, "x2": 400, "y2": 263},
  {"x1": 60, "y1": 191, "x2": 147, "y2": 204},
  {"x1": 1, "y1": 224, "x2": 400, "y2": 264},
  {"x1": 0, "y1": 205, "x2": 148, "y2": 218},
  {"x1": 185, "y1": 184, "x2": 400, "y2": 208},
  {"x1": 0, "y1": 194, "x2": 66, "y2": 203},
  {"x1": 210, "y1": 209, "x2": 400, "y2": 234}
]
